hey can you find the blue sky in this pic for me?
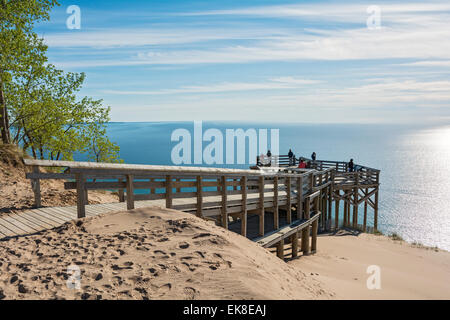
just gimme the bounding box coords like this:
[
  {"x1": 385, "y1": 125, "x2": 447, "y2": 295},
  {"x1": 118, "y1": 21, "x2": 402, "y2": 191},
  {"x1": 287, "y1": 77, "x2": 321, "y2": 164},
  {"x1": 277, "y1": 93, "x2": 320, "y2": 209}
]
[{"x1": 35, "y1": 0, "x2": 450, "y2": 124}]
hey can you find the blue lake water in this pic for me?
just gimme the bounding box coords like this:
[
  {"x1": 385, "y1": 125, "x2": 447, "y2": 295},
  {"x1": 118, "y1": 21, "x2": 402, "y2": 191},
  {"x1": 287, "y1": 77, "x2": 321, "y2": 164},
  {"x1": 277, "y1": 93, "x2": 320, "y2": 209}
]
[{"x1": 76, "y1": 121, "x2": 450, "y2": 251}]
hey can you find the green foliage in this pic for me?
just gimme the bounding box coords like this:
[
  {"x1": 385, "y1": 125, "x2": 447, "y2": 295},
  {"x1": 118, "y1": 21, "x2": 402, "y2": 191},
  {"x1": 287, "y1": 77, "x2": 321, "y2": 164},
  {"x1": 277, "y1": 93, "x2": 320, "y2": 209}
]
[{"x1": 1, "y1": 0, "x2": 122, "y2": 163}]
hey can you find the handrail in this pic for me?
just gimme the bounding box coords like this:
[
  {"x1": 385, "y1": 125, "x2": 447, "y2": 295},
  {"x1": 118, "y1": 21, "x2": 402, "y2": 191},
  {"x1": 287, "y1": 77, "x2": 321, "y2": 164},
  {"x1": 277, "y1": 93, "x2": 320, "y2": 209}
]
[{"x1": 21, "y1": 157, "x2": 380, "y2": 259}]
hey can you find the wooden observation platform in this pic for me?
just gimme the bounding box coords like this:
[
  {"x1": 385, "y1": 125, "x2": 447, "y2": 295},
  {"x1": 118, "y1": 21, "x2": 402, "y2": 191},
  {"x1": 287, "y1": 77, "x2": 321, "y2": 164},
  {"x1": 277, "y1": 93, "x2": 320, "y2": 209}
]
[{"x1": 0, "y1": 156, "x2": 380, "y2": 261}]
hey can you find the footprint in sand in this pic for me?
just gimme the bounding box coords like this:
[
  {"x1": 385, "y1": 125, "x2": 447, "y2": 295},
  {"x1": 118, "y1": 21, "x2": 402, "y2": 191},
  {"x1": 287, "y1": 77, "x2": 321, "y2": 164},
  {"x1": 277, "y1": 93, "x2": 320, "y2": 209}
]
[
  {"x1": 192, "y1": 233, "x2": 211, "y2": 239},
  {"x1": 181, "y1": 262, "x2": 197, "y2": 272},
  {"x1": 184, "y1": 287, "x2": 198, "y2": 300},
  {"x1": 157, "y1": 283, "x2": 172, "y2": 294},
  {"x1": 178, "y1": 242, "x2": 190, "y2": 249}
]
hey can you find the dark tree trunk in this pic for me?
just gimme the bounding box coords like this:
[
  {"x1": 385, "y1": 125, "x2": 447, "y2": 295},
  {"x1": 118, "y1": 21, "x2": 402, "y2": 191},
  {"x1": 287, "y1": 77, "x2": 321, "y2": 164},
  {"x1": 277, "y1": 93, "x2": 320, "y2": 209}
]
[{"x1": 0, "y1": 79, "x2": 11, "y2": 144}]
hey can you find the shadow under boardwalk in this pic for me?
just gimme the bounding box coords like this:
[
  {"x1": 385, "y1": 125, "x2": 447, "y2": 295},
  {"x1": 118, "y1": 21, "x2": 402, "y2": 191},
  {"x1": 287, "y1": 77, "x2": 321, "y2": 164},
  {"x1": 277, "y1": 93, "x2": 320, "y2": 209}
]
[{"x1": 227, "y1": 211, "x2": 292, "y2": 241}]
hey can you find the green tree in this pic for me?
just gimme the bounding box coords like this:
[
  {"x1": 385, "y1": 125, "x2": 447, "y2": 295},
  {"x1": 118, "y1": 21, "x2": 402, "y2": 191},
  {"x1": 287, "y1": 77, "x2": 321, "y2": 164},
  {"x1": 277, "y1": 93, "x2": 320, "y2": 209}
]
[
  {"x1": 84, "y1": 123, "x2": 122, "y2": 163},
  {"x1": 1, "y1": 0, "x2": 122, "y2": 163},
  {"x1": 0, "y1": 0, "x2": 58, "y2": 144}
]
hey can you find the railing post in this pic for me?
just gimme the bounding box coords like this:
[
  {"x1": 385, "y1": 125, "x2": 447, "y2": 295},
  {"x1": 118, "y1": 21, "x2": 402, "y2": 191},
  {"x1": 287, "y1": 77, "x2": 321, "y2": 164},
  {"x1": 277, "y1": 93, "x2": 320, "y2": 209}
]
[
  {"x1": 301, "y1": 196, "x2": 311, "y2": 255},
  {"x1": 277, "y1": 239, "x2": 284, "y2": 260},
  {"x1": 353, "y1": 172, "x2": 359, "y2": 228},
  {"x1": 118, "y1": 178, "x2": 125, "y2": 202},
  {"x1": 259, "y1": 176, "x2": 265, "y2": 236},
  {"x1": 374, "y1": 189, "x2": 379, "y2": 232},
  {"x1": 273, "y1": 176, "x2": 279, "y2": 230},
  {"x1": 291, "y1": 232, "x2": 299, "y2": 258},
  {"x1": 311, "y1": 196, "x2": 319, "y2": 253},
  {"x1": 196, "y1": 176, "x2": 203, "y2": 218},
  {"x1": 297, "y1": 176, "x2": 303, "y2": 219},
  {"x1": 76, "y1": 173, "x2": 86, "y2": 218},
  {"x1": 241, "y1": 176, "x2": 248, "y2": 237},
  {"x1": 126, "y1": 174, "x2": 135, "y2": 210},
  {"x1": 311, "y1": 219, "x2": 318, "y2": 253},
  {"x1": 374, "y1": 172, "x2": 380, "y2": 232},
  {"x1": 334, "y1": 192, "x2": 339, "y2": 230},
  {"x1": 166, "y1": 175, "x2": 173, "y2": 209},
  {"x1": 363, "y1": 188, "x2": 368, "y2": 232},
  {"x1": 221, "y1": 176, "x2": 228, "y2": 228},
  {"x1": 286, "y1": 176, "x2": 292, "y2": 224},
  {"x1": 31, "y1": 165, "x2": 42, "y2": 208},
  {"x1": 150, "y1": 178, "x2": 155, "y2": 194}
]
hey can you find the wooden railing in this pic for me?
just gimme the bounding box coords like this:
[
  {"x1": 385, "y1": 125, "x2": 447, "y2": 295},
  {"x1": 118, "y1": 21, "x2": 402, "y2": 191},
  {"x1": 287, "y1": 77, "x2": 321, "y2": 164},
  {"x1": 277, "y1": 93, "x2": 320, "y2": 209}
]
[
  {"x1": 23, "y1": 159, "x2": 333, "y2": 239},
  {"x1": 257, "y1": 155, "x2": 380, "y2": 188},
  {"x1": 22, "y1": 158, "x2": 381, "y2": 259}
]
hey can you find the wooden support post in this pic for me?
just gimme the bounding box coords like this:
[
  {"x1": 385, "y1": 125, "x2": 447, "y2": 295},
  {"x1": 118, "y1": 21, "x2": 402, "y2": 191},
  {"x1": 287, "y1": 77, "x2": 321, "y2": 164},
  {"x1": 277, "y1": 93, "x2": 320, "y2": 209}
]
[
  {"x1": 176, "y1": 178, "x2": 181, "y2": 193},
  {"x1": 286, "y1": 177, "x2": 292, "y2": 224},
  {"x1": 150, "y1": 178, "x2": 155, "y2": 194},
  {"x1": 273, "y1": 176, "x2": 279, "y2": 230},
  {"x1": 241, "y1": 176, "x2": 248, "y2": 237},
  {"x1": 311, "y1": 219, "x2": 318, "y2": 253},
  {"x1": 196, "y1": 176, "x2": 203, "y2": 218},
  {"x1": 353, "y1": 194, "x2": 358, "y2": 228},
  {"x1": 343, "y1": 197, "x2": 348, "y2": 227},
  {"x1": 374, "y1": 189, "x2": 379, "y2": 232},
  {"x1": 76, "y1": 173, "x2": 86, "y2": 218},
  {"x1": 321, "y1": 189, "x2": 326, "y2": 229},
  {"x1": 166, "y1": 175, "x2": 173, "y2": 209},
  {"x1": 374, "y1": 172, "x2": 379, "y2": 231},
  {"x1": 259, "y1": 176, "x2": 265, "y2": 236},
  {"x1": 126, "y1": 174, "x2": 135, "y2": 210},
  {"x1": 221, "y1": 176, "x2": 228, "y2": 229},
  {"x1": 31, "y1": 165, "x2": 41, "y2": 208},
  {"x1": 291, "y1": 232, "x2": 299, "y2": 258},
  {"x1": 84, "y1": 188, "x2": 89, "y2": 205},
  {"x1": 277, "y1": 239, "x2": 284, "y2": 260},
  {"x1": 363, "y1": 188, "x2": 368, "y2": 232},
  {"x1": 118, "y1": 178, "x2": 125, "y2": 202},
  {"x1": 297, "y1": 177, "x2": 303, "y2": 219},
  {"x1": 328, "y1": 186, "x2": 332, "y2": 227},
  {"x1": 334, "y1": 196, "x2": 339, "y2": 230},
  {"x1": 301, "y1": 197, "x2": 311, "y2": 255}
]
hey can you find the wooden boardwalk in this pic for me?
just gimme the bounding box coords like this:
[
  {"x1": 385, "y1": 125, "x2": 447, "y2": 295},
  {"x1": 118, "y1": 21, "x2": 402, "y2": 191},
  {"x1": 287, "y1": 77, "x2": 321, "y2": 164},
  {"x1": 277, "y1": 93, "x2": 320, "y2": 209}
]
[
  {"x1": 0, "y1": 189, "x2": 292, "y2": 239},
  {"x1": 0, "y1": 157, "x2": 380, "y2": 260}
]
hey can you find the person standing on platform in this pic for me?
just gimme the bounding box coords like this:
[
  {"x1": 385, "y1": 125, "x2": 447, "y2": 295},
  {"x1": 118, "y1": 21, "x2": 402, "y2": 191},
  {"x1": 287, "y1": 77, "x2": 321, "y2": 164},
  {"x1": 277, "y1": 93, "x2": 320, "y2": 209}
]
[
  {"x1": 348, "y1": 159, "x2": 354, "y2": 172},
  {"x1": 288, "y1": 149, "x2": 294, "y2": 166}
]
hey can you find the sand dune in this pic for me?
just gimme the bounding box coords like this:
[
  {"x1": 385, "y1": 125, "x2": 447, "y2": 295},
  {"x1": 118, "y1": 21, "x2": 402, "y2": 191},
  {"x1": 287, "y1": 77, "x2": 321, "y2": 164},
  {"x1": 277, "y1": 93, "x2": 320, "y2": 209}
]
[
  {"x1": 0, "y1": 207, "x2": 332, "y2": 300},
  {"x1": 0, "y1": 161, "x2": 118, "y2": 216}
]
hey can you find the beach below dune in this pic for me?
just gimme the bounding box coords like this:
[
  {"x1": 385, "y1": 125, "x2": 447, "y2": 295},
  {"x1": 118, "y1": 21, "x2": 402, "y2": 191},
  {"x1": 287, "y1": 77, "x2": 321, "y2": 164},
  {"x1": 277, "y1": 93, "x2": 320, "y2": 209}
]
[
  {"x1": 287, "y1": 230, "x2": 450, "y2": 300},
  {"x1": 0, "y1": 205, "x2": 448, "y2": 300}
]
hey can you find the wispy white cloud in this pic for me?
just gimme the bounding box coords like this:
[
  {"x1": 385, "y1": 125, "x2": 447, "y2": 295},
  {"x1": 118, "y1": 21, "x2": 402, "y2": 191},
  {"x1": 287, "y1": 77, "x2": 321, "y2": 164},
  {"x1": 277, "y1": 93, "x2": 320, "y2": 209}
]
[
  {"x1": 48, "y1": 2, "x2": 450, "y2": 68},
  {"x1": 399, "y1": 60, "x2": 450, "y2": 67},
  {"x1": 103, "y1": 77, "x2": 321, "y2": 95}
]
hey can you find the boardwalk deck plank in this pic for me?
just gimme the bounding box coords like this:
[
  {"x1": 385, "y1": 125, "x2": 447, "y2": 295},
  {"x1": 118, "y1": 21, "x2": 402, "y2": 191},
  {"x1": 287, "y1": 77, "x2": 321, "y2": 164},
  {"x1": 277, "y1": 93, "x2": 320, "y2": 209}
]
[{"x1": 5, "y1": 213, "x2": 42, "y2": 233}]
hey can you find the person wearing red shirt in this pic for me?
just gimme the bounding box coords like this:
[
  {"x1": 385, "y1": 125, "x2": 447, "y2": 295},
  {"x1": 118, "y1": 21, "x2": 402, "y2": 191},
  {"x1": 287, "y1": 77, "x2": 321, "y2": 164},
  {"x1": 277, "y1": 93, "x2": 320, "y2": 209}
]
[{"x1": 298, "y1": 159, "x2": 306, "y2": 168}]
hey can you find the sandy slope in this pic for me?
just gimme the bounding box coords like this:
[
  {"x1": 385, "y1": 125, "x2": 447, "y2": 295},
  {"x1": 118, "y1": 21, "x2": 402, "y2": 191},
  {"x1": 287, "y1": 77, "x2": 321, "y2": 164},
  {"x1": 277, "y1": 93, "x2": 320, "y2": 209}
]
[
  {"x1": 0, "y1": 207, "x2": 332, "y2": 300},
  {"x1": 289, "y1": 230, "x2": 450, "y2": 300},
  {"x1": 0, "y1": 161, "x2": 118, "y2": 215}
]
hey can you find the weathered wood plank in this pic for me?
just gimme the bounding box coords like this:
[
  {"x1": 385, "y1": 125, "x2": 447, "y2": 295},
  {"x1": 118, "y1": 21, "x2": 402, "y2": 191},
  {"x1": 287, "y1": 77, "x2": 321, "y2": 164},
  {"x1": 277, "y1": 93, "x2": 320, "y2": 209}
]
[{"x1": 126, "y1": 174, "x2": 135, "y2": 210}]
